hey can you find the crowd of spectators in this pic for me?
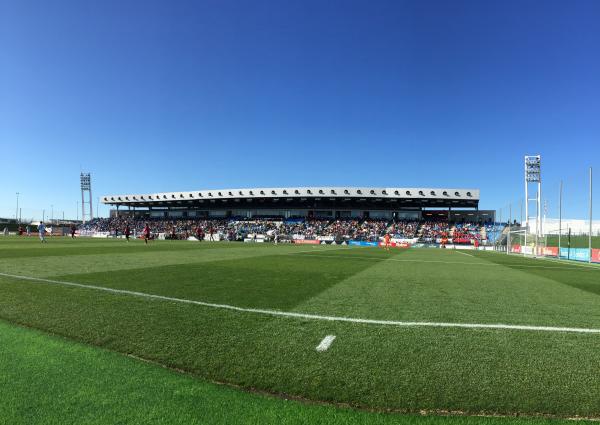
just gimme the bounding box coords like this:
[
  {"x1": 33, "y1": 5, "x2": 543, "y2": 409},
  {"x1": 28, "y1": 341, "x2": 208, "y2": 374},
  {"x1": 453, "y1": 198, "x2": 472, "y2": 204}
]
[
  {"x1": 451, "y1": 223, "x2": 483, "y2": 244},
  {"x1": 80, "y1": 217, "x2": 497, "y2": 244},
  {"x1": 417, "y1": 221, "x2": 487, "y2": 244},
  {"x1": 419, "y1": 221, "x2": 450, "y2": 242},
  {"x1": 387, "y1": 221, "x2": 419, "y2": 239},
  {"x1": 80, "y1": 217, "x2": 392, "y2": 242}
]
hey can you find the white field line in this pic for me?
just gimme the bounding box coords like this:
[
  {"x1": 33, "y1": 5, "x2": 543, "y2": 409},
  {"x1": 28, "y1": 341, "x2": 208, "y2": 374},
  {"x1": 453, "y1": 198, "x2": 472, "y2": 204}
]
[
  {"x1": 2, "y1": 271, "x2": 600, "y2": 335},
  {"x1": 293, "y1": 253, "x2": 600, "y2": 271},
  {"x1": 291, "y1": 246, "x2": 358, "y2": 254},
  {"x1": 484, "y1": 250, "x2": 600, "y2": 271},
  {"x1": 519, "y1": 253, "x2": 600, "y2": 270},
  {"x1": 316, "y1": 335, "x2": 336, "y2": 352},
  {"x1": 455, "y1": 250, "x2": 473, "y2": 257}
]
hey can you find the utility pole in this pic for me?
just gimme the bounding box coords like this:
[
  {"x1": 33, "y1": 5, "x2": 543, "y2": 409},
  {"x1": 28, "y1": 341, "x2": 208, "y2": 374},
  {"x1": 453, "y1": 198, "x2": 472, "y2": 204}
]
[
  {"x1": 543, "y1": 199, "x2": 547, "y2": 236},
  {"x1": 16, "y1": 192, "x2": 19, "y2": 224},
  {"x1": 568, "y1": 228, "x2": 571, "y2": 260},
  {"x1": 559, "y1": 180, "x2": 562, "y2": 254},
  {"x1": 507, "y1": 203, "x2": 512, "y2": 255},
  {"x1": 520, "y1": 198, "x2": 523, "y2": 226},
  {"x1": 590, "y1": 167, "x2": 593, "y2": 263}
]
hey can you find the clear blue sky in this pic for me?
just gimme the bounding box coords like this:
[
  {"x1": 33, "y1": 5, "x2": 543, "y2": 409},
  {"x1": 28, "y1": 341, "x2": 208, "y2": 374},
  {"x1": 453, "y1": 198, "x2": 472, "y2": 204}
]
[{"x1": 1, "y1": 0, "x2": 598, "y2": 221}]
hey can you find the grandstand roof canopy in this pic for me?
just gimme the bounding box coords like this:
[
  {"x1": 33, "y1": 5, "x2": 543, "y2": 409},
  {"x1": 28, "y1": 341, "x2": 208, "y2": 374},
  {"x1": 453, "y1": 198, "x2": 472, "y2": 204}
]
[{"x1": 102, "y1": 187, "x2": 480, "y2": 209}]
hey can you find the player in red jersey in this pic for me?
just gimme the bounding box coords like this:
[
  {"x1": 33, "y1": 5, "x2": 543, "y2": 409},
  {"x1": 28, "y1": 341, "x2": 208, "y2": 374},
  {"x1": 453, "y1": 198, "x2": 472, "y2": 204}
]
[
  {"x1": 143, "y1": 223, "x2": 150, "y2": 244},
  {"x1": 125, "y1": 225, "x2": 131, "y2": 242},
  {"x1": 383, "y1": 233, "x2": 391, "y2": 251}
]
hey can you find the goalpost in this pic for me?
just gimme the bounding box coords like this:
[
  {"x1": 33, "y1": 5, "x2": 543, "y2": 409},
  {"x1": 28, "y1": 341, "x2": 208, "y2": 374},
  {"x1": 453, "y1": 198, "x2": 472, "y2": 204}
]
[{"x1": 506, "y1": 228, "x2": 549, "y2": 258}]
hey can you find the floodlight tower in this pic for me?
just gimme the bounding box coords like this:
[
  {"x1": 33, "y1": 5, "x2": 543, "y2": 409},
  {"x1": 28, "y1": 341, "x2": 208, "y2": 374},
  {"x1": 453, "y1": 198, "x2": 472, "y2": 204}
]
[
  {"x1": 524, "y1": 155, "x2": 542, "y2": 251},
  {"x1": 80, "y1": 173, "x2": 94, "y2": 224}
]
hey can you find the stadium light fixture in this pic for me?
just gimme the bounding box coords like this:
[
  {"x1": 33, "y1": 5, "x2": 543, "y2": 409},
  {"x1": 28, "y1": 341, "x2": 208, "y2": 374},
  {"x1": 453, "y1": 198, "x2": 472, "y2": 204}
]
[
  {"x1": 524, "y1": 155, "x2": 542, "y2": 253},
  {"x1": 80, "y1": 173, "x2": 93, "y2": 224}
]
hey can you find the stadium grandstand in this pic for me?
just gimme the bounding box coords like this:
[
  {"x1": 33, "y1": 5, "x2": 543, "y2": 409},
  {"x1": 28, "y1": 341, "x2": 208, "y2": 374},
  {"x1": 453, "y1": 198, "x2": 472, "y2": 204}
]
[{"x1": 89, "y1": 186, "x2": 501, "y2": 245}]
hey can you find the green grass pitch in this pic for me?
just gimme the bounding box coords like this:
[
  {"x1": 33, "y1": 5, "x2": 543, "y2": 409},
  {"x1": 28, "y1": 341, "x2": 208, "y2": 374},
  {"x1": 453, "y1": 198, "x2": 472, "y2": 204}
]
[
  {"x1": 544, "y1": 235, "x2": 600, "y2": 248},
  {"x1": 510, "y1": 234, "x2": 600, "y2": 249},
  {"x1": 1, "y1": 236, "x2": 600, "y2": 423}
]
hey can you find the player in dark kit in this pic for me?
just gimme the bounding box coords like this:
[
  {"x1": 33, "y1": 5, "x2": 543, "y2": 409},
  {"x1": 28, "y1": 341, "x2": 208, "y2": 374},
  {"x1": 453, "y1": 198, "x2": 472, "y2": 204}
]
[
  {"x1": 143, "y1": 223, "x2": 150, "y2": 244},
  {"x1": 70, "y1": 224, "x2": 76, "y2": 238},
  {"x1": 125, "y1": 225, "x2": 131, "y2": 242}
]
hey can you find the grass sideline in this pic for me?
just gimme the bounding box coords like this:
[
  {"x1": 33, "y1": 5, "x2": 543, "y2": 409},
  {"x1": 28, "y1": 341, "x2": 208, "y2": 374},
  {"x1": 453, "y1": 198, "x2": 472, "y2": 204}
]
[
  {"x1": 545, "y1": 235, "x2": 600, "y2": 248},
  {"x1": 0, "y1": 319, "x2": 594, "y2": 425},
  {"x1": 2, "y1": 236, "x2": 600, "y2": 419}
]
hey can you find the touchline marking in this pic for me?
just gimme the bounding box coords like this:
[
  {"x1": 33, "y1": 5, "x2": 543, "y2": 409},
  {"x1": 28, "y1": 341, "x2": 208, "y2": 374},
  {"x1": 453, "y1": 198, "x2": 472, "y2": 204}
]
[
  {"x1": 455, "y1": 250, "x2": 473, "y2": 257},
  {"x1": 481, "y1": 251, "x2": 600, "y2": 270},
  {"x1": 316, "y1": 335, "x2": 336, "y2": 352},
  {"x1": 2, "y1": 271, "x2": 600, "y2": 335},
  {"x1": 291, "y1": 246, "x2": 358, "y2": 254}
]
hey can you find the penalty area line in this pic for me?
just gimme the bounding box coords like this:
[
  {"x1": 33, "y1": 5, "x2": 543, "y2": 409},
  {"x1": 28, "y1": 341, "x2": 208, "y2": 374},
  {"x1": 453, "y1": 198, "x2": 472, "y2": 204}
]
[{"x1": 1, "y1": 271, "x2": 600, "y2": 335}]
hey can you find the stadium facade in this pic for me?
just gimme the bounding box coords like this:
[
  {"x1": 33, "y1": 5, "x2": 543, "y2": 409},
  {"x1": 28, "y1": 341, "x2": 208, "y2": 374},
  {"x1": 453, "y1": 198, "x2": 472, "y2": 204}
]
[{"x1": 102, "y1": 187, "x2": 495, "y2": 222}]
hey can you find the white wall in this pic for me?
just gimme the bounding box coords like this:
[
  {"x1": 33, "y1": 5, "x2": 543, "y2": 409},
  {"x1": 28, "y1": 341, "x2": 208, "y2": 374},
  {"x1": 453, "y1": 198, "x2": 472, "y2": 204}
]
[{"x1": 529, "y1": 218, "x2": 600, "y2": 235}]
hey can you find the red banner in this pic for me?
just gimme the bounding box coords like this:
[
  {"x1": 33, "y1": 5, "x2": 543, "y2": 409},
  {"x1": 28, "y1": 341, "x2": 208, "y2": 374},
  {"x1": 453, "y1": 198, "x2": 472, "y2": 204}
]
[
  {"x1": 592, "y1": 249, "x2": 600, "y2": 263},
  {"x1": 293, "y1": 239, "x2": 320, "y2": 245},
  {"x1": 540, "y1": 246, "x2": 558, "y2": 257}
]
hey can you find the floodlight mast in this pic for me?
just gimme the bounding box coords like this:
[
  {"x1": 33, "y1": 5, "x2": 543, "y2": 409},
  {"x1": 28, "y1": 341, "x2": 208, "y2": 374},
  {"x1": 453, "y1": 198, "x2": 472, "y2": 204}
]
[
  {"x1": 80, "y1": 173, "x2": 94, "y2": 224},
  {"x1": 524, "y1": 155, "x2": 542, "y2": 256}
]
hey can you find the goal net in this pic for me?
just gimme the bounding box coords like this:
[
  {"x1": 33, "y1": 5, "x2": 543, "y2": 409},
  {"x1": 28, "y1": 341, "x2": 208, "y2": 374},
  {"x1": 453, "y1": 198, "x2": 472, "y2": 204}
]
[
  {"x1": 505, "y1": 228, "x2": 553, "y2": 258},
  {"x1": 507, "y1": 228, "x2": 566, "y2": 258}
]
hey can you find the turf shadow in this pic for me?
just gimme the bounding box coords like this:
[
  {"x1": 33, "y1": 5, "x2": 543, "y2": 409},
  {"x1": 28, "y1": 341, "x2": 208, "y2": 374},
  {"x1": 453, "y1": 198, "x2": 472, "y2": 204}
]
[{"x1": 54, "y1": 252, "x2": 390, "y2": 310}]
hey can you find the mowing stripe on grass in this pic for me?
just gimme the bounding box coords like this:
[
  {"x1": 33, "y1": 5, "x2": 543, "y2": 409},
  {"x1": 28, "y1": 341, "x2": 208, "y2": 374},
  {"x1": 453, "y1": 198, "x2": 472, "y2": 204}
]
[
  {"x1": 316, "y1": 335, "x2": 336, "y2": 352},
  {"x1": 511, "y1": 252, "x2": 600, "y2": 269},
  {"x1": 295, "y1": 253, "x2": 600, "y2": 271},
  {"x1": 2, "y1": 271, "x2": 600, "y2": 335}
]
